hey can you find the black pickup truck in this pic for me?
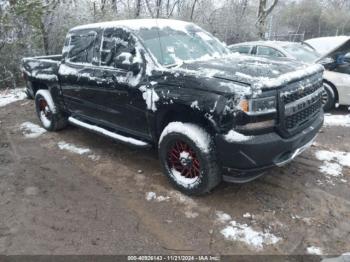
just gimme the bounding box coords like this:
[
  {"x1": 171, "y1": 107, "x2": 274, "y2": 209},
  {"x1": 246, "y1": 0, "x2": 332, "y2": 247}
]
[{"x1": 21, "y1": 19, "x2": 324, "y2": 195}]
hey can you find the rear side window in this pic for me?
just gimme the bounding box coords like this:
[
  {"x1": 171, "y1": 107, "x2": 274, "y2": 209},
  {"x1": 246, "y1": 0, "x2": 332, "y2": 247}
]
[
  {"x1": 67, "y1": 31, "x2": 97, "y2": 64},
  {"x1": 100, "y1": 28, "x2": 136, "y2": 68},
  {"x1": 256, "y1": 46, "x2": 284, "y2": 58},
  {"x1": 230, "y1": 45, "x2": 252, "y2": 54}
]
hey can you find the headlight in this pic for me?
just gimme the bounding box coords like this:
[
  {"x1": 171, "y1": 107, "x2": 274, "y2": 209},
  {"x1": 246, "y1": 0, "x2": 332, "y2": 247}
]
[{"x1": 239, "y1": 96, "x2": 277, "y2": 115}]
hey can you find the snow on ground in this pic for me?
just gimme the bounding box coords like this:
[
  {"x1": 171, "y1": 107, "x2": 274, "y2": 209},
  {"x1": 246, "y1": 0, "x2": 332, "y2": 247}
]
[
  {"x1": 315, "y1": 150, "x2": 350, "y2": 184},
  {"x1": 57, "y1": 141, "x2": 91, "y2": 155},
  {"x1": 215, "y1": 211, "x2": 281, "y2": 250},
  {"x1": 324, "y1": 114, "x2": 350, "y2": 127},
  {"x1": 87, "y1": 154, "x2": 100, "y2": 161},
  {"x1": 145, "y1": 192, "x2": 170, "y2": 202},
  {"x1": 20, "y1": 122, "x2": 47, "y2": 138},
  {"x1": 307, "y1": 246, "x2": 323, "y2": 255},
  {"x1": 0, "y1": 88, "x2": 26, "y2": 107},
  {"x1": 145, "y1": 190, "x2": 199, "y2": 219}
]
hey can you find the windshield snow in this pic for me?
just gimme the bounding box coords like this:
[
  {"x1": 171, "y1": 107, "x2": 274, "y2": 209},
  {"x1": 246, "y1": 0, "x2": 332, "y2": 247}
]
[
  {"x1": 283, "y1": 43, "x2": 321, "y2": 63},
  {"x1": 136, "y1": 25, "x2": 230, "y2": 66}
]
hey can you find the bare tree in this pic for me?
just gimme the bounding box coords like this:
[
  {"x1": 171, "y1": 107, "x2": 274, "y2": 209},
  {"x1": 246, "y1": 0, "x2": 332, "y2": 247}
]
[
  {"x1": 190, "y1": 0, "x2": 198, "y2": 21},
  {"x1": 145, "y1": 0, "x2": 154, "y2": 17},
  {"x1": 135, "y1": 0, "x2": 141, "y2": 17},
  {"x1": 256, "y1": 0, "x2": 278, "y2": 39}
]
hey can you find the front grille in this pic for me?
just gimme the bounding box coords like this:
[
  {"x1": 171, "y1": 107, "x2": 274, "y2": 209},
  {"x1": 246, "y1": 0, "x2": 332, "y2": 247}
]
[
  {"x1": 281, "y1": 73, "x2": 323, "y2": 104},
  {"x1": 285, "y1": 99, "x2": 322, "y2": 130},
  {"x1": 282, "y1": 83, "x2": 321, "y2": 104},
  {"x1": 279, "y1": 73, "x2": 323, "y2": 137}
]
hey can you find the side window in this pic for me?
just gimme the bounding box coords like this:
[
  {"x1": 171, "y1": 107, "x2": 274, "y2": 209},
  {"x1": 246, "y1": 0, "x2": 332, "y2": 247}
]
[
  {"x1": 237, "y1": 45, "x2": 252, "y2": 54},
  {"x1": 257, "y1": 46, "x2": 284, "y2": 58},
  {"x1": 230, "y1": 45, "x2": 251, "y2": 54},
  {"x1": 67, "y1": 31, "x2": 97, "y2": 64},
  {"x1": 100, "y1": 28, "x2": 137, "y2": 68}
]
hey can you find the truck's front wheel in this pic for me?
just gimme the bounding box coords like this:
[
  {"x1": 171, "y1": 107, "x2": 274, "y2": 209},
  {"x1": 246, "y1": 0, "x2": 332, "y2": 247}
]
[
  {"x1": 159, "y1": 122, "x2": 221, "y2": 195},
  {"x1": 35, "y1": 90, "x2": 68, "y2": 131}
]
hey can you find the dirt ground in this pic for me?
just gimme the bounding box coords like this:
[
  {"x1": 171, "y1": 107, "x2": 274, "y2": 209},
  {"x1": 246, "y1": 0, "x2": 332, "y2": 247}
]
[{"x1": 0, "y1": 97, "x2": 349, "y2": 256}]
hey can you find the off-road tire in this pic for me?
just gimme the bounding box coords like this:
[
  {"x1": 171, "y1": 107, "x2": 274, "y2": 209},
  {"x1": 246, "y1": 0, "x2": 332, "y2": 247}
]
[
  {"x1": 159, "y1": 122, "x2": 221, "y2": 195},
  {"x1": 35, "y1": 90, "x2": 68, "y2": 131}
]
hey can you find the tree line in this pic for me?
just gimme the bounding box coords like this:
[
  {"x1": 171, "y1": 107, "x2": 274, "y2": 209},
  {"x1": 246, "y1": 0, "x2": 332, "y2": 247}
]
[{"x1": 1, "y1": 0, "x2": 350, "y2": 88}]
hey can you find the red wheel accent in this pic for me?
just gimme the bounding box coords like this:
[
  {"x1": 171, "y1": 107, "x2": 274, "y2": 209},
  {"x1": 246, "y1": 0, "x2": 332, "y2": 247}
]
[
  {"x1": 167, "y1": 140, "x2": 200, "y2": 179},
  {"x1": 38, "y1": 98, "x2": 51, "y2": 119}
]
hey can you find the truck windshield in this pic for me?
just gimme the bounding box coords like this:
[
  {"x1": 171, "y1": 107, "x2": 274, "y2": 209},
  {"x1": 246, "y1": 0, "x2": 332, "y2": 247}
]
[{"x1": 137, "y1": 25, "x2": 230, "y2": 66}]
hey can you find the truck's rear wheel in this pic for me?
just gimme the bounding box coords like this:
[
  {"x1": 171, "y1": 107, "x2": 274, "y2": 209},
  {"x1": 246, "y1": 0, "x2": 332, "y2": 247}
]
[
  {"x1": 35, "y1": 90, "x2": 68, "y2": 131},
  {"x1": 159, "y1": 122, "x2": 221, "y2": 195}
]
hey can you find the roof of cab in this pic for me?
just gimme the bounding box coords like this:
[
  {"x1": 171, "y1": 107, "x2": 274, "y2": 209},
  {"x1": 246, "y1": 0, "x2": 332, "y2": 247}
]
[{"x1": 70, "y1": 19, "x2": 194, "y2": 32}]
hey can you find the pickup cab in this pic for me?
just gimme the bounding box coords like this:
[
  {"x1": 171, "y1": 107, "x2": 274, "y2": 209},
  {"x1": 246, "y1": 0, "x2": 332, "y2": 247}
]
[{"x1": 21, "y1": 19, "x2": 324, "y2": 195}]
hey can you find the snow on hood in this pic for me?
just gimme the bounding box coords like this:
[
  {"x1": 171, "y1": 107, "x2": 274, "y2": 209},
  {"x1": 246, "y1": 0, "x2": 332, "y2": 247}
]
[{"x1": 175, "y1": 54, "x2": 324, "y2": 90}]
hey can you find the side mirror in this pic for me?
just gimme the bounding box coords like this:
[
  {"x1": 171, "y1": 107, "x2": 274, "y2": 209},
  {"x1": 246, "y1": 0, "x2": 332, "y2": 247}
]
[
  {"x1": 116, "y1": 60, "x2": 141, "y2": 75},
  {"x1": 130, "y1": 62, "x2": 141, "y2": 75},
  {"x1": 115, "y1": 48, "x2": 142, "y2": 75}
]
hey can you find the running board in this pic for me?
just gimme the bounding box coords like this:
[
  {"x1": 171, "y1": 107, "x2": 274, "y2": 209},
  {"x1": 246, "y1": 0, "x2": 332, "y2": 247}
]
[{"x1": 68, "y1": 117, "x2": 151, "y2": 148}]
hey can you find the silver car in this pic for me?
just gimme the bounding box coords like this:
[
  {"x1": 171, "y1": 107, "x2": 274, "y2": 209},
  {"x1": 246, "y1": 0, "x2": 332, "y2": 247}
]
[{"x1": 229, "y1": 40, "x2": 350, "y2": 111}]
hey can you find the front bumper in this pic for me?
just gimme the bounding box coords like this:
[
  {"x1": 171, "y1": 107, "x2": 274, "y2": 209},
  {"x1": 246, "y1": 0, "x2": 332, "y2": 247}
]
[{"x1": 215, "y1": 112, "x2": 324, "y2": 181}]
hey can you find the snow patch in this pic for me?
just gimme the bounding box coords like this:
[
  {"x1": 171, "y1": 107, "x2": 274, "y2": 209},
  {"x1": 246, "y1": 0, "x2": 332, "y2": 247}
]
[
  {"x1": 216, "y1": 211, "x2": 232, "y2": 223},
  {"x1": 139, "y1": 85, "x2": 159, "y2": 112},
  {"x1": 319, "y1": 162, "x2": 342, "y2": 177},
  {"x1": 145, "y1": 192, "x2": 170, "y2": 202},
  {"x1": 58, "y1": 141, "x2": 91, "y2": 155},
  {"x1": 307, "y1": 246, "x2": 323, "y2": 255},
  {"x1": 216, "y1": 211, "x2": 281, "y2": 250},
  {"x1": 243, "y1": 213, "x2": 252, "y2": 218},
  {"x1": 88, "y1": 154, "x2": 100, "y2": 161},
  {"x1": 191, "y1": 100, "x2": 200, "y2": 110},
  {"x1": 146, "y1": 190, "x2": 198, "y2": 218},
  {"x1": 224, "y1": 130, "x2": 252, "y2": 142},
  {"x1": 20, "y1": 122, "x2": 46, "y2": 138},
  {"x1": 324, "y1": 114, "x2": 350, "y2": 127},
  {"x1": 0, "y1": 88, "x2": 26, "y2": 107},
  {"x1": 315, "y1": 150, "x2": 350, "y2": 184},
  {"x1": 316, "y1": 150, "x2": 350, "y2": 168}
]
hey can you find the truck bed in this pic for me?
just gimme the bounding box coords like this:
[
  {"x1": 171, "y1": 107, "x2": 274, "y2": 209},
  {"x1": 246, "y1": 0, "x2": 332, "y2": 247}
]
[{"x1": 21, "y1": 55, "x2": 62, "y2": 83}]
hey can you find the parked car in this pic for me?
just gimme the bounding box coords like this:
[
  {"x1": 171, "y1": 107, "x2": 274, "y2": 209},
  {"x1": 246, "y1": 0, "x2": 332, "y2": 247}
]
[
  {"x1": 229, "y1": 40, "x2": 350, "y2": 111},
  {"x1": 21, "y1": 19, "x2": 324, "y2": 195}
]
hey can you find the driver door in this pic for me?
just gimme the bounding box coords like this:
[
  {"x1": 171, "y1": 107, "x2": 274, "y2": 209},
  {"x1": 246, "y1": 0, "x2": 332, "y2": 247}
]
[{"x1": 87, "y1": 27, "x2": 150, "y2": 138}]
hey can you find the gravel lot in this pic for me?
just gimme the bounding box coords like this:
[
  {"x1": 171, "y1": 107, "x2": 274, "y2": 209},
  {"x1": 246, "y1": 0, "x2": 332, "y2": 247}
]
[{"x1": 0, "y1": 90, "x2": 349, "y2": 256}]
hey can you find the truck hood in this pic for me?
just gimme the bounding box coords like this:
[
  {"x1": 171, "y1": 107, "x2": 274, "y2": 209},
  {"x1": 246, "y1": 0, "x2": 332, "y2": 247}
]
[{"x1": 176, "y1": 54, "x2": 324, "y2": 90}]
